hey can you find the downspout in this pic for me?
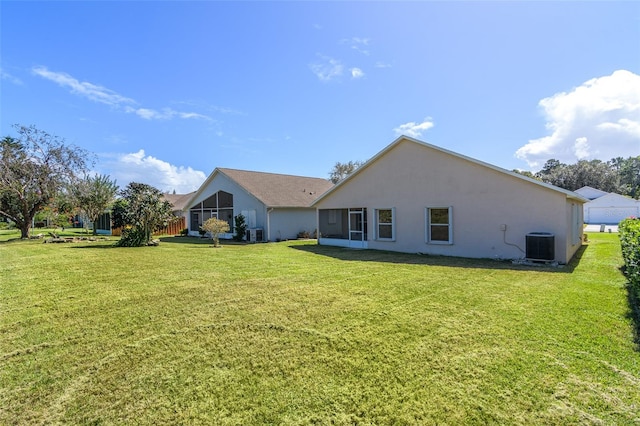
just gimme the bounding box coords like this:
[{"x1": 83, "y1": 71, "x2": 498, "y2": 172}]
[{"x1": 266, "y1": 208, "x2": 273, "y2": 242}]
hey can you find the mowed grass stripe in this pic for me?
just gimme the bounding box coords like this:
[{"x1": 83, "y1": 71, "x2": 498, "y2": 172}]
[{"x1": 0, "y1": 231, "x2": 638, "y2": 424}]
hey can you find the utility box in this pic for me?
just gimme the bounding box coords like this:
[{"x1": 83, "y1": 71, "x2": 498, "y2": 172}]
[
  {"x1": 245, "y1": 228, "x2": 263, "y2": 243},
  {"x1": 526, "y1": 232, "x2": 555, "y2": 261}
]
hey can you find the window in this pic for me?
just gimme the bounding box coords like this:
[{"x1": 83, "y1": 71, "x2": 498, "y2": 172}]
[
  {"x1": 189, "y1": 191, "x2": 234, "y2": 232},
  {"x1": 328, "y1": 209, "x2": 337, "y2": 224},
  {"x1": 426, "y1": 207, "x2": 452, "y2": 244},
  {"x1": 375, "y1": 208, "x2": 395, "y2": 241}
]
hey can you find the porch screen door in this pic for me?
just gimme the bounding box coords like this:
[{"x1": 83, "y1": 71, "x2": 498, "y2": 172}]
[{"x1": 349, "y1": 209, "x2": 364, "y2": 242}]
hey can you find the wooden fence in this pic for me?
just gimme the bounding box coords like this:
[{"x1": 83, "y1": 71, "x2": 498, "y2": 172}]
[{"x1": 111, "y1": 216, "x2": 186, "y2": 237}]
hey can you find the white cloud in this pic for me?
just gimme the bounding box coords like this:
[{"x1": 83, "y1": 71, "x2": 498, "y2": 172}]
[
  {"x1": 32, "y1": 66, "x2": 134, "y2": 106},
  {"x1": 123, "y1": 107, "x2": 211, "y2": 121},
  {"x1": 350, "y1": 68, "x2": 365, "y2": 79},
  {"x1": 1, "y1": 68, "x2": 23, "y2": 85},
  {"x1": 32, "y1": 66, "x2": 211, "y2": 121},
  {"x1": 309, "y1": 56, "x2": 344, "y2": 81},
  {"x1": 516, "y1": 70, "x2": 640, "y2": 168},
  {"x1": 374, "y1": 61, "x2": 392, "y2": 69},
  {"x1": 393, "y1": 118, "x2": 435, "y2": 138},
  {"x1": 341, "y1": 37, "x2": 371, "y2": 56},
  {"x1": 99, "y1": 150, "x2": 206, "y2": 193}
]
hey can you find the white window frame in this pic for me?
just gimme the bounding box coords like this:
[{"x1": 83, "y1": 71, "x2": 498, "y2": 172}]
[
  {"x1": 374, "y1": 208, "x2": 395, "y2": 241},
  {"x1": 425, "y1": 207, "x2": 453, "y2": 244}
]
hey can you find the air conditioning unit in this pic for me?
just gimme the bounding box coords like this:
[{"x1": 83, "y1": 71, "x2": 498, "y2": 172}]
[
  {"x1": 526, "y1": 232, "x2": 555, "y2": 261},
  {"x1": 245, "y1": 228, "x2": 263, "y2": 243}
]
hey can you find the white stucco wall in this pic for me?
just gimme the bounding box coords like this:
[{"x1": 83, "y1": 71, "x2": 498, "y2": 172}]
[
  {"x1": 583, "y1": 193, "x2": 640, "y2": 224},
  {"x1": 268, "y1": 208, "x2": 317, "y2": 241},
  {"x1": 316, "y1": 139, "x2": 583, "y2": 263},
  {"x1": 186, "y1": 173, "x2": 267, "y2": 237}
]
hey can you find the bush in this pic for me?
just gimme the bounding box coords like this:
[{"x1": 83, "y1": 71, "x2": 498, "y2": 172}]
[
  {"x1": 297, "y1": 230, "x2": 310, "y2": 239},
  {"x1": 201, "y1": 217, "x2": 230, "y2": 247},
  {"x1": 0, "y1": 221, "x2": 15, "y2": 230},
  {"x1": 233, "y1": 214, "x2": 247, "y2": 242},
  {"x1": 619, "y1": 217, "x2": 640, "y2": 290},
  {"x1": 117, "y1": 226, "x2": 148, "y2": 247}
]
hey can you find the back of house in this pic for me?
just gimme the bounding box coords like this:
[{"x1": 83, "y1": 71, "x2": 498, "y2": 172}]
[{"x1": 314, "y1": 137, "x2": 586, "y2": 264}]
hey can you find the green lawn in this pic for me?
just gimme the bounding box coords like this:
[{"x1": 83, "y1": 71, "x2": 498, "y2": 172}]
[{"x1": 1, "y1": 230, "x2": 638, "y2": 425}]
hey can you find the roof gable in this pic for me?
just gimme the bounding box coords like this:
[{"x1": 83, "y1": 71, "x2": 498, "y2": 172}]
[
  {"x1": 585, "y1": 192, "x2": 640, "y2": 206},
  {"x1": 313, "y1": 136, "x2": 588, "y2": 205},
  {"x1": 188, "y1": 168, "x2": 334, "y2": 209},
  {"x1": 575, "y1": 186, "x2": 609, "y2": 200},
  {"x1": 162, "y1": 192, "x2": 196, "y2": 212}
]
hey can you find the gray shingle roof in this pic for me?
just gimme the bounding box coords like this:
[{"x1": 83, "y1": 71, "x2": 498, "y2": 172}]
[
  {"x1": 162, "y1": 192, "x2": 196, "y2": 212},
  {"x1": 217, "y1": 168, "x2": 334, "y2": 207}
]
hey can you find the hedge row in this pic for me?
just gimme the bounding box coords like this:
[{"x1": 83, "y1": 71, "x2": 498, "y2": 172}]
[{"x1": 619, "y1": 218, "x2": 640, "y2": 290}]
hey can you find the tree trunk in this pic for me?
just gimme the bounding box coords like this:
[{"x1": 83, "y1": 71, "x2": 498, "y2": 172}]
[{"x1": 20, "y1": 222, "x2": 30, "y2": 239}]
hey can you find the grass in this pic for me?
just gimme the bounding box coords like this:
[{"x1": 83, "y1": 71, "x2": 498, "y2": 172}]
[{"x1": 1, "y1": 229, "x2": 638, "y2": 425}]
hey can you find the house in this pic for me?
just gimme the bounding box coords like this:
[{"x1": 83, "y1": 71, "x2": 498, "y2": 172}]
[
  {"x1": 185, "y1": 168, "x2": 334, "y2": 241},
  {"x1": 574, "y1": 186, "x2": 609, "y2": 201},
  {"x1": 313, "y1": 136, "x2": 587, "y2": 264},
  {"x1": 575, "y1": 187, "x2": 640, "y2": 224},
  {"x1": 163, "y1": 191, "x2": 195, "y2": 219},
  {"x1": 94, "y1": 191, "x2": 195, "y2": 235}
]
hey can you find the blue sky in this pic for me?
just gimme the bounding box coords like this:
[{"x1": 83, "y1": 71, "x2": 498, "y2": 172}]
[{"x1": 2, "y1": 1, "x2": 639, "y2": 193}]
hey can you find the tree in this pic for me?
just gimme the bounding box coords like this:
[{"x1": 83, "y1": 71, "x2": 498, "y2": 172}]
[
  {"x1": 116, "y1": 182, "x2": 174, "y2": 247},
  {"x1": 201, "y1": 217, "x2": 230, "y2": 247},
  {"x1": 73, "y1": 174, "x2": 118, "y2": 235},
  {"x1": 233, "y1": 214, "x2": 247, "y2": 242},
  {"x1": 329, "y1": 160, "x2": 364, "y2": 184},
  {"x1": 618, "y1": 156, "x2": 640, "y2": 199},
  {"x1": 110, "y1": 198, "x2": 129, "y2": 230},
  {"x1": 535, "y1": 159, "x2": 617, "y2": 192},
  {"x1": 512, "y1": 169, "x2": 538, "y2": 180},
  {"x1": 0, "y1": 125, "x2": 90, "y2": 238},
  {"x1": 36, "y1": 194, "x2": 73, "y2": 230}
]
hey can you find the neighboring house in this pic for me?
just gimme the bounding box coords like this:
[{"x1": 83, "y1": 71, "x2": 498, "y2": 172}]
[
  {"x1": 574, "y1": 186, "x2": 609, "y2": 201},
  {"x1": 313, "y1": 136, "x2": 587, "y2": 264},
  {"x1": 185, "y1": 168, "x2": 334, "y2": 241},
  {"x1": 575, "y1": 187, "x2": 640, "y2": 224},
  {"x1": 94, "y1": 192, "x2": 195, "y2": 235},
  {"x1": 163, "y1": 191, "x2": 196, "y2": 220}
]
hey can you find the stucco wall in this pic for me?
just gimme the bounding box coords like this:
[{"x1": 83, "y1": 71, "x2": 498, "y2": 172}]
[
  {"x1": 583, "y1": 194, "x2": 640, "y2": 224},
  {"x1": 269, "y1": 208, "x2": 317, "y2": 241},
  {"x1": 186, "y1": 173, "x2": 267, "y2": 235},
  {"x1": 316, "y1": 139, "x2": 582, "y2": 263},
  {"x1": 187, "y1": 173, "x2": 320, "y2": 242}
]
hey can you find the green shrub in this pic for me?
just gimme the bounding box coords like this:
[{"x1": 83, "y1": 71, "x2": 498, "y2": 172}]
[
  {"x1": 117, "y1": 226, "x2": 149, "y2": 247},
  {"x1": 233, "y1": 214, "x2": 247, "y2": 242},
  {"x1": 619, "y1": 217, "x2": 640, "y2": 289},
  {"x1": 0, "y1": 221, "x2": 15, "y2": 230}
]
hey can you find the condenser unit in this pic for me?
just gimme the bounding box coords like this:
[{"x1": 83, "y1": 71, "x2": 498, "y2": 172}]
[
  {"x1": 245, "y1": 228, "x2": 263, "y2": 243},
  {"x1": 525, "y1": 232, "x2": 555, "y2": 261}
]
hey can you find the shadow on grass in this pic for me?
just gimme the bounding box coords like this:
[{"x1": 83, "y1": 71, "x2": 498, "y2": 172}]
[
  {"x1": 289, "y1": 242, "x2": 588, "y2": 273},
  {"x1": 68, "y1": 244, "x2": 118, "y2": 249},
  {"x1": 623, "y1": 277, "x2": 640, "y2": 352},
  {"x1": 157, "y1": 236, "x2": 246, "y2": 245},
  {"x1": 0, "y1": 237, "x2": 23, "y2": 244},
  {"x1": 69, "y1": 236, "x2": 247, "y2": 249}
]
